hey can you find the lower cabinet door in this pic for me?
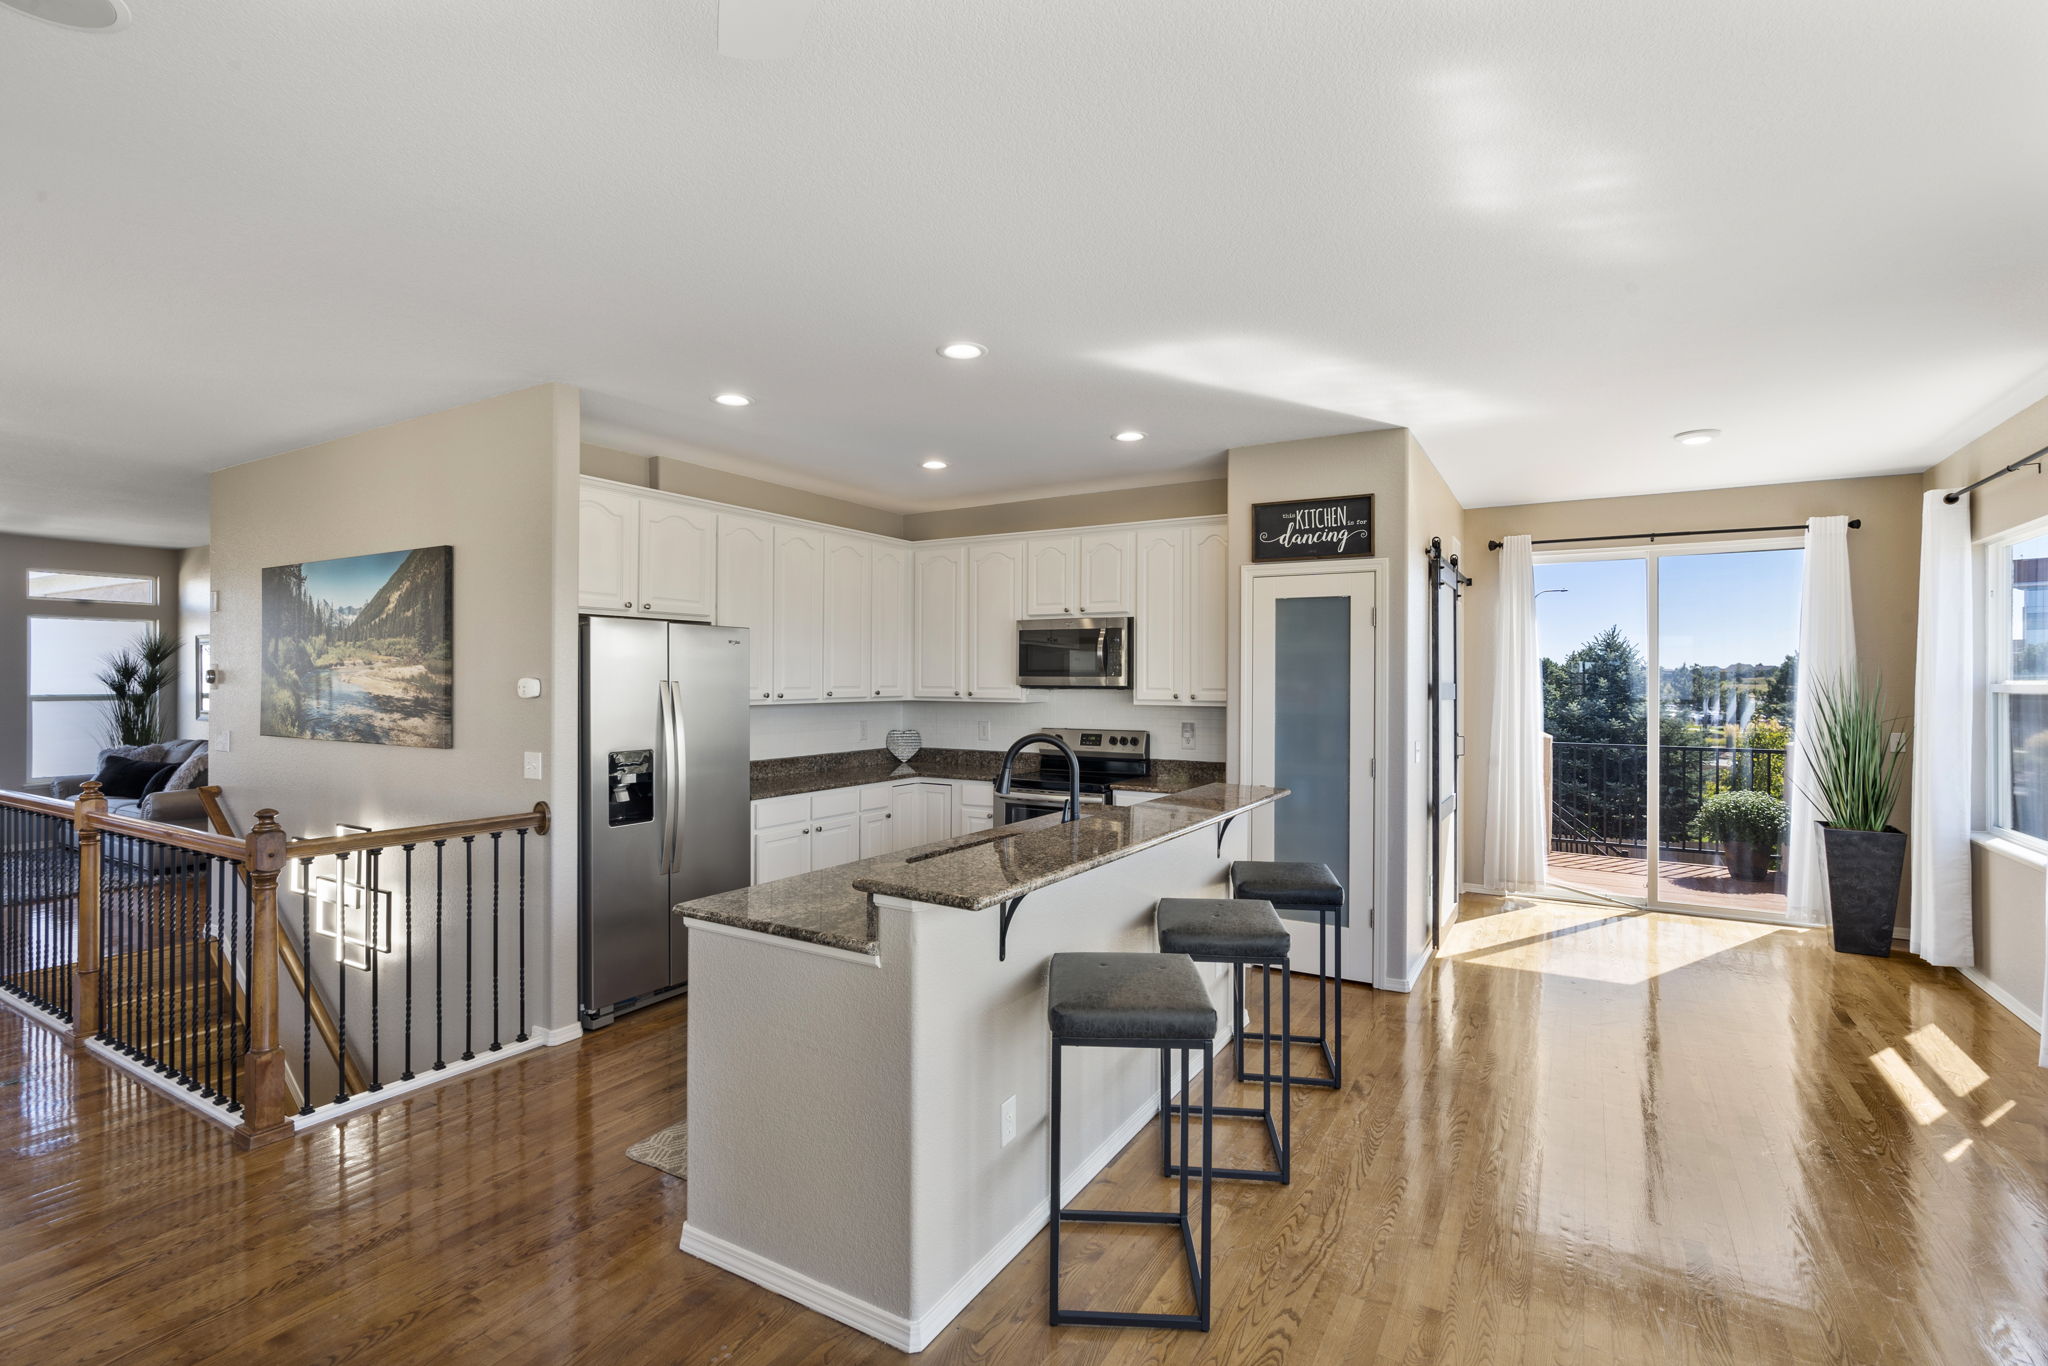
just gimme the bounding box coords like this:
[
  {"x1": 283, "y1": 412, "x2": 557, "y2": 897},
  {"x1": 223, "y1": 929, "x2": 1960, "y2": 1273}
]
[
  {"x1": 891, "y1": 782, "x2": 925, "y2": 848},
  {"x1": 919, "y1": 783, "x2": 957, "y2": 842},
  {"x1": 860, "y1": 808, "x2": 893, "y2": 858},
  {"x1": 751, "y1": 822, "x2": 812, "y2": 885},
  {"x1": 810, "y1": 813, "x2": 862, "y2": 870},
  {"x1": 961, "y1": 806, "x2": 995, "y2": 834}
]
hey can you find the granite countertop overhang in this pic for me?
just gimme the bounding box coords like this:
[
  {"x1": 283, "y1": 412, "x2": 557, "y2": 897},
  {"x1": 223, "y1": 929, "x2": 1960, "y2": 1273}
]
[{"x1": 677, "y1": 782, "x2": 1286, "y2": 956}]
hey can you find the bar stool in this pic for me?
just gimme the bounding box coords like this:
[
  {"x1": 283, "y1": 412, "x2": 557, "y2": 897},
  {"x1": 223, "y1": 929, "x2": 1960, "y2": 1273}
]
[
  {"x1": 1155, "y1": 898, "x2": 1291, "y2": 1184},
  {"x1": 1047, "y1": 951, "x2": 1217, "y2": 1332},
  {"x1": 1229, "y1": 860, "x2": 1346, "y2": 1089}
]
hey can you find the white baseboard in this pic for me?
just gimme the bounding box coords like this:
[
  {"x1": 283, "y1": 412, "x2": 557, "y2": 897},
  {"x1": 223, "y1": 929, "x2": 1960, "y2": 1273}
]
[
  {"x1": 85, "y1": 1039, "x2": 244, "y2": 1132},
  {"x1": 1958, "y1": 966, "x2": 2045, "y2": 1034},
  {"x1": 536, "y1": 1022, "x2": 584, "y2": 1046},
  {"x1": 679, "y1": 1066, "x2": 1195, "y2": 1353},
  {"x1": 1378, "y1": 940, "x2": 1433, "y2": 993},
  {"x1": 0, "y1": 990, "x2": 75, "y2": 1038},
  {"x1": 291, "y1": 1035, "x2": 550, "y2": 1131}
]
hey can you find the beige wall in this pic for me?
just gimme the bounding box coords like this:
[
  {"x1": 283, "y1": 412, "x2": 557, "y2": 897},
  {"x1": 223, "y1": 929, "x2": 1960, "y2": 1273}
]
[
  {"x1": 1925, "y1": 393, "x2": 2048, "y2": 1033},
  {"x1": 1459, "y1": 473, "x2": 1926, "y2": 891},
  {"x1": 901, "y1": 480, "x2": 1227, "y2": 539},
  {"x1": 0, "y1": 532, "x2": 184, "y2": 790},
  {"x1": 212, "y1": 384, "x2": 583, "y2": 1055}
]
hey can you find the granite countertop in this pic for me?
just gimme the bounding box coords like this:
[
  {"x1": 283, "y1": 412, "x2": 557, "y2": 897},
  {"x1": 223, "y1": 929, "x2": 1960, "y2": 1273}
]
[
  {"x1": 677, "y1": 782, "x2": 1286, "y2": 955},
  {"x1": 750, "y1": 749, "x2": 1226, "y2": 801}
]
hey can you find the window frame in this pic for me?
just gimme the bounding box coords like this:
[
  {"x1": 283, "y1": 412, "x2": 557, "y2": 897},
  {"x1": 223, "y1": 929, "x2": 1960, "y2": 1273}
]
[
  {"x1": 194, "y1": 634, "x2": 213, "y2": 722},
  {"x1": 25, "y1": 568, "x2": 160, "y2": 606},
  {"x1": 24, "y1": 613, "x2": 152, "y2": 785},
  {"x1": 1984, "y1": 515, "x2": 2048, "y2": 855}
]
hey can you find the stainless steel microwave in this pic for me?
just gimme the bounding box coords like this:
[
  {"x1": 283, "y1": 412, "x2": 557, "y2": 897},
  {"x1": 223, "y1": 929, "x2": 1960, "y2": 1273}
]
[{"x1": 1016, "y1": 617, "x2": 1132, "y2": 689}]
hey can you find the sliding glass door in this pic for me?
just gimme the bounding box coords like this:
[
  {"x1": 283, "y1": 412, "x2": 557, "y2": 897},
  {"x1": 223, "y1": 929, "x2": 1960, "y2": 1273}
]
[{"x1": 1535, "y1": 541, "x2": 1803, "y2": 916}]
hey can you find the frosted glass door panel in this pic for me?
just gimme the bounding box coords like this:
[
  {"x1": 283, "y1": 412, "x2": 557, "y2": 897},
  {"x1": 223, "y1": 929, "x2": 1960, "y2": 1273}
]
[{"x1": 1272, "y1": 596, "x2": 1350, "y2": 926}]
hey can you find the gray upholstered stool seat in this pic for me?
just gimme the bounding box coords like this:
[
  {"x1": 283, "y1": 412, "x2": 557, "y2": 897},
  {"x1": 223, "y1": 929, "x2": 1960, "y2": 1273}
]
[
  {"x1": 1156, "y1": 898, "x2": 1290, "y2": 960},
  {"x1": 1047, "y1": 951, "x2": 1218, "y2": 1043},
  {"x1": 1229, "y1": 860, "x2": 1344, "y2": 907}
]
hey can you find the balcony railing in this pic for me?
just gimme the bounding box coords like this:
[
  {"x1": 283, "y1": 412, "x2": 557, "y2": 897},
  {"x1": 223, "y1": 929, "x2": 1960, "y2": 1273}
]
[{"x1": 1550, "y1": 740, "x2": 1785, "y2": 859}]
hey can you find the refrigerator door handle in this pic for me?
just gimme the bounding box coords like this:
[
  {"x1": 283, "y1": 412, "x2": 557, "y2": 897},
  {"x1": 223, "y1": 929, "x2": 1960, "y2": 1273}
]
[
  {"x1": 658, "y1": 679, "x2": 680, "y2": 874},
  {"x1": 668, "y1": 677, "x2": 688, "y2": 875}
]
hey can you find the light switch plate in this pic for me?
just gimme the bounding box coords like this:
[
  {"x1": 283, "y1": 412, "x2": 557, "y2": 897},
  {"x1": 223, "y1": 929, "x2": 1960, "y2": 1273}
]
[
  {"x1": 516, "y1": 677, "x2": 542, "y2": 699},
  {"x1": 1000, "y1": 1095, "x2": 1017, "y2": 1147},
  {"x1": 215, "y1": 730, "x2": 231, "y2": 754},
  {"x1": 1180, "y1": 721, "x2": 1196, "y2": 748},
  {"x1": 978, "y1": 720, "x2": 992, "y2": 742},
  {"x1": 523, "y1": 751, "x2": 544, "y2": 780}
]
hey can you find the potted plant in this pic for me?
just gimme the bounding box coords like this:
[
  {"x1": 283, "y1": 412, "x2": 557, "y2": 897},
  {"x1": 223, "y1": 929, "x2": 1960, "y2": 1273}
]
[
  {"x1": 96, "y1": 628, "x2": 179, "y2": 747},
  {"x1": 1687, "y1": 789, "x2": 1787, "y2": 882},
  {"x1": 1801, "y1": 676, "x2": 1909, "y2": 957}
]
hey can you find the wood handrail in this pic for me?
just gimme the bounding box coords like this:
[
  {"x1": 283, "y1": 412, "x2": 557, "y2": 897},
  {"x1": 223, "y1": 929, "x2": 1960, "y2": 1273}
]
[
  {"x1": 192, "y1": 787, "x2": 367, "y2": 1098},
  {"x1": 0, "y1": 786, "x2": 79, "y2": 819},
  {"x1": 76, "y1": 806, "x2": 247, "y2": 861},
  {"x1": 287, "y1": 803, "x2": 551, "y2": 859}
]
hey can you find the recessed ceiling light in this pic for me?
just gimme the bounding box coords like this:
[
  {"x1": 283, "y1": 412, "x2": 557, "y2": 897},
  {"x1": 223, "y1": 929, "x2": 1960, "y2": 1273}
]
[
  {"x1": 1673, "y1": 428, "x2": 1720, "y2": 446},
  {"x1": 714, "y1": 392, "x2": 752, "y2": 407},
  {"x1": 0, "y1": 0, "x2": 129, "y2": 31},
  {"x1": 921, "y1": 458, "x2": 948, "y2": 470},
  {"x1": 938, "y1": 342, "x2": 987, "y2": 361},
  {"x1": 1114, "y1": 430, "x2": 1146, "y2": 443}
]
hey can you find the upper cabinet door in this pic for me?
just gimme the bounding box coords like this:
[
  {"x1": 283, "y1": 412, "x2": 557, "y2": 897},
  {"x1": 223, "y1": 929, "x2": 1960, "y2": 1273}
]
[
  {"x1": 638, "y1": 499, "x2": 717, "y2": 619},
  {"x1": 1077, "y1": 530, "x2": 1136, "y2": 616},
  {"x1": 772, "y1": 524, "x2": 826, "y2": 702},
  {"x1": 717, "y1": 513, "x2": 776, "y2": 701},
  {"x1": 912, "y1": 544, "x2": 967, "y2": 698},
  {"x1": 1187, "y1": 520, "x2": 1229, "y2": 704},
  {"x1": 870, "y1": 542, "x2": 911, "y2": 700},
  {"x1": 1024, "y1": 536, "x2": 1080, "y2": 617},
  {"x1": 1133, "y1": 525, "x2": 1187, "y2": 703},
  {"x1": 821, "y1": 536, "x2": 871, "y2": 701},
  {"x1": 579, "y1": 484, "x2": 639, "y2": 612},
  {"x1": 966, "y1": 541, "x2": 1027, "y2": 701}
]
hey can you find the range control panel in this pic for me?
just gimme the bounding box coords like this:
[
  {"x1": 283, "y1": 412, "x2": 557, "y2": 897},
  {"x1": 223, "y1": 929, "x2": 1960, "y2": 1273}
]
[{"x1": 1049, "y1": 728, "x2": 1150, "y2": 757}]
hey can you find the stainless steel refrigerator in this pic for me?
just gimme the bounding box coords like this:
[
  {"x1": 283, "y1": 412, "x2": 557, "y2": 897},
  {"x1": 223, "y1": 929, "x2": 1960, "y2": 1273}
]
[{"x1": 579, "y1": 616, "x2": 751, "y2": 1024}]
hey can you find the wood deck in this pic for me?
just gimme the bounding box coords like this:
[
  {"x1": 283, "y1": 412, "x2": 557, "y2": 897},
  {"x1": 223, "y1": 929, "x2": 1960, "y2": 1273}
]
[{"x1": 1549, "y1": 850, "x2": 1790, "y2": 912}]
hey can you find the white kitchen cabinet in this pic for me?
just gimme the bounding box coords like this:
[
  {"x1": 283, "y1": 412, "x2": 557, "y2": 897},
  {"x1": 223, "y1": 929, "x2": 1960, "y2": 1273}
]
[
  {"x1": 965, "y1": 541, "x2": 1026, "y2": 701},
  {"x1": 718, "y1": 513, "x2": 776, "y2": 701},
  {"x1": 751, "y1": 820, "x2": 812, "y2": 885},
  {"x1": 869, "y1": 541, "x2": 911, "y2": 700},
  {"x1": 1133, "y1": 525, "x2": 1187, "y2": 703},
  {"x1": 578, "y1": 483, "x2": 639, "y2": 612},
  {"x1": 1187, "y1": 520, "x2": 1229, "y2": 703},
  {"x1": 1024, "y1": 536, "x2": 1080, "y2": 617},
  {"x1": 860, "y1": 805, "x2": 894, "y2": 857},
  {"x1": 809, "y1": 812, "x2": 862, "y2": 870},
  {"x1": 891, "y1": 780, "x2": 928, "y2": 846},
  {"x1": 917, "y1": 782, "x2": 957, "y2": 844},
  {"x1": 1077, "y1": 530, "x2": 1136, "y2": 616},
  {"x1": 821, "y1": 536, "x2": 871, "y2": 701},
  {"x1": 957, "y1": 780, "x2": 995, "y2": 834},
  {"x1": 912, "y1": 545, "x2": 967, "y2": 699},
  {"x1": 771, "y1": 524, "x2": 825, "y2": 702},
  {"x1": 638, "y1": 499, "x2": 717, "y2": 619}
]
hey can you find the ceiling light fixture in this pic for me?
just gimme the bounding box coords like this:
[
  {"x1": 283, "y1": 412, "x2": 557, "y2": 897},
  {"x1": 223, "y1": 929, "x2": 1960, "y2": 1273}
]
[
  {"x1": 0, "y1": 0, "x2": 129, "y2": 30},
  {"x1": 921, "y1": 458, "x2": 948, "y2": 470},
  {"x1": 1114, "y1": 430, "x2": 1146, "y2": 443},
  {"x1": 1673, "y1": 428, "x2": 1720, "y2": 446},
  {"x1": 714, "y1": 392, "x2": 752, "y2": 407},
  {"x1": 938, "y1": 342, "x2": 987, "y2": 361}
]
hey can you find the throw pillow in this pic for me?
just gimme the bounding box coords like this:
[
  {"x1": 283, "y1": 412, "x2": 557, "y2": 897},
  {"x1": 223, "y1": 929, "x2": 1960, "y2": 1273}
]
[
  {"x1": 95, "y1": 755, "x2": 177, "y2": 799},
  {"x1": 141, "y1": 764, "x2": 179, "y2": 797},
  {"x1": 163, "y1": 747, "x2": 208, "y2": 792}
]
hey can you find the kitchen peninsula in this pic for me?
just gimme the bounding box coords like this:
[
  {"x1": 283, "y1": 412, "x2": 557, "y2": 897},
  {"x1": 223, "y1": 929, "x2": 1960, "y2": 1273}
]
[{"x1": 675, "y1": 782, "x2": 1285, "y2": 1352}]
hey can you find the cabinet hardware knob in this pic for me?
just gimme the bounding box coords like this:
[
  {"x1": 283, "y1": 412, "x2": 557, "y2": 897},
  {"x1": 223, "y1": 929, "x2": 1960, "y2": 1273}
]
[
  {"x1": 954, "y1": 691, "x2": 961, "y2": 697},
  {"x1": 826, "y1": 691, "x2": 833, "y2": 697},
  {"x1": 642, "y1": 603, "x2": 651, "y2": 610},
  {"x1": 777, "y1": 693, "x2": 785, "y2": 699},
  {"x1": 967, "y1": 690, "x2": 974, "y2": 697},
  {"x1": 623, "y1": 601, "x2": 631, "y2": 608},
  {"x1": 762, "y1": 691, "x2": 771, "y2": 698}
]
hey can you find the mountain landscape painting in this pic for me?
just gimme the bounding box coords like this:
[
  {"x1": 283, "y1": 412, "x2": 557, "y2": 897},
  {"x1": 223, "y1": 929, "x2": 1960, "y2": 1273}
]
[{"x1": 261, "y1": 546, "x2": 453, "y2": 748}]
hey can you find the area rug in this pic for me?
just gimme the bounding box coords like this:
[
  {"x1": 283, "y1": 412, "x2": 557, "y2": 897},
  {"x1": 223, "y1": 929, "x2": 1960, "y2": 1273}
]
[{"x1": 627, "y1": 1120, "x2": 686, "y2": 1179}]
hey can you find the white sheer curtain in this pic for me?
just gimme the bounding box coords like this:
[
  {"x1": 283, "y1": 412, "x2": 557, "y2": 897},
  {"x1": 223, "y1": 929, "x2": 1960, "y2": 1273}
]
[
  {"x1": 1786, "y1": 516, "x2": 1858, "y2": 924},
  {"x1": 1483, "y1": 534, "x2": 1547, "y2": 893},
  {"x1": 1909, "y1": 491, "x2": 1975, "y2": 965}
]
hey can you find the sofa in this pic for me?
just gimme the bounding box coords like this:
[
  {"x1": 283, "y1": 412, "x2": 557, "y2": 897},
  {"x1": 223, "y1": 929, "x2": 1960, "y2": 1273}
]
[{"x1": 50, "y1": 739, "x2": 212, "y2": 829}]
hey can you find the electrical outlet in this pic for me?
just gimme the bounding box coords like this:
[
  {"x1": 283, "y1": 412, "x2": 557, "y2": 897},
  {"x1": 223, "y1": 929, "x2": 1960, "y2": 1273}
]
[
  {"x1": 1889, "y1": 732, "x2": 1907, "y2": 753},
  {"x1": 523, "y1": 751, "x2": 544, "y2": 780},
  {"x1": 1180, "y1": 721, "x2": 1196, "y2": 749},
  {"x1": 215, "y1": 730, "x2": 231, "y2": 754},
  {"x1": 978, "y1": 720, "x2": 992, "y2": 742},
  {"x1": 1000, "y1": 1095, "x2": 1017, "y2": 1147},
  {"x1": 859, "y1": 720, "x2": 869, "y2": 743}
]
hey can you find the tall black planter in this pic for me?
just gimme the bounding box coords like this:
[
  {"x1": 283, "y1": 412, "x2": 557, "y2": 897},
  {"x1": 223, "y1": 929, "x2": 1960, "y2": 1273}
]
[{"x1": 1820, "y1": 825, "x2": 1906, "y2": 957}]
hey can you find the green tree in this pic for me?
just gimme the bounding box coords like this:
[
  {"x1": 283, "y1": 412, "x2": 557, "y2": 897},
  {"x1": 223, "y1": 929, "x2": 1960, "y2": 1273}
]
[{"x1": 1759, "y1": 652, "x2": 1797, "y2": 723}]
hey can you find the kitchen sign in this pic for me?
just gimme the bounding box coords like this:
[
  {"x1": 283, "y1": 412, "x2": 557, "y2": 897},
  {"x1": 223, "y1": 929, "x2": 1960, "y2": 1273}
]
[{"x1": 1251, "y1": 495, "x2": 1375, "y2": 561}]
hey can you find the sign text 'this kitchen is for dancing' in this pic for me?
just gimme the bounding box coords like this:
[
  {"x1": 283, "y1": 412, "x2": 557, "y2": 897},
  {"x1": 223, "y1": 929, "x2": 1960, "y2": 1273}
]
[{"x1": 1250, "y1": 495, "x2": 1375, "y2": 562}]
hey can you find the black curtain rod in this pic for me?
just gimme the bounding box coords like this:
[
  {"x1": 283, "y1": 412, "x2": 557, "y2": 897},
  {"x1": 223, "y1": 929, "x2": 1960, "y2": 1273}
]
[
  {"x1": 1486, "y1": 520, "x2": 1859, "y2": 552},
  {"x1": 1942, "y1": 443, "x2": 2047, "y2": 505}
]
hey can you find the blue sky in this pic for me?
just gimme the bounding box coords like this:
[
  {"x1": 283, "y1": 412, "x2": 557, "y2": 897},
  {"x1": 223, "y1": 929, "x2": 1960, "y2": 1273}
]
[
  {"x1": 299, "y1": 549, "x2": 409, "y2": 612},
  {"x1": 1535, "y1": 548, "x2": 1803, "y2": 668}
]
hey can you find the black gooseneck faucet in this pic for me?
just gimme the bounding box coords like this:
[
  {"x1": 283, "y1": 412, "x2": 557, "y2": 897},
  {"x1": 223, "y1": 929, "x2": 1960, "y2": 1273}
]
[{"x1": 994, "y1": 732, "x2": 1083, "y2": 823}]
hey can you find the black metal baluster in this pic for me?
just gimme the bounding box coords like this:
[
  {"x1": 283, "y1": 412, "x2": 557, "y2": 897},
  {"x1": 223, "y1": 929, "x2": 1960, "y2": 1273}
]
[
  {"x1": 334, "y1": 852, "x2": 351, "y2": 1106},
  {"x1": 515, "y1": 829, "x2": 528, "y2": 1044},
  {"x1": 299, "y1": 857, "x2": 314, "y2": 1116},
  {"x1": 227, "y1": 864, "x2": 242, "y2": 1111},
  {"x1": 152, "y1": 872, "x2": 167, "y2": 1074},
  {"x1": 200, "y1": 861, "x2": 216, "y2": 1098},
  {"x1": 489, "y1": 831, "x2": 502, "y2": 1052},
  {"x1": 179, "y1": 856, "x2": 196, "y2": 1089},
  {"x1": 401, "y1": 845, "x2": 415, "y2": 1081},
  {"x1": 433, "y1": 840, "x2": 446, "y2": 1071},
  {"x1": 366, "y1": 849, "x2": 382, "y2": 1092},
  {"x1": 462, "y1": 835, "x2": 475, "y2": 1061}
]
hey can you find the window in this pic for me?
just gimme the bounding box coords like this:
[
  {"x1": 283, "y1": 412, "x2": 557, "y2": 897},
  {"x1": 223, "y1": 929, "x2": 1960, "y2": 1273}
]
[
  {"x1": 195, "y1": 635, "x2": 213, "y2": 721},
  {"x1": 26, "y1": 569, "x2": 158, "y2": 604},
  {"x1": 1989, "y1": 527, "x2": 2048, "y2": 848},
  {"x1": 27, "y1": 616, "x2": 149, "y2": 782}
]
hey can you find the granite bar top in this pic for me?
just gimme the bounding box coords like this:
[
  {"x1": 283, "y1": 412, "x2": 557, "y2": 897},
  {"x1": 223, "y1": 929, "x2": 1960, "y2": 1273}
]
[
  {"x1": 677, "y1": 783, "x2": 1286, "y2": 955},
  {"x1": 750, "y1": 749, "x2": 1225, "y2": 801}
]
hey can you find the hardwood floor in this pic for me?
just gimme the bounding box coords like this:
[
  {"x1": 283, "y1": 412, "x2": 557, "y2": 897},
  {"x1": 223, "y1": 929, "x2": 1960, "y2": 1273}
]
[{"x1": 3, "y1": 895, "x2": 2044, "y2": 1364}]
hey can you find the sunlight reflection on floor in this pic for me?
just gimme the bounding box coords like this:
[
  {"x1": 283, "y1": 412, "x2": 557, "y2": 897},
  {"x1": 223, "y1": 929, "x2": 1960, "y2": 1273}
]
[{"x1": 1442, "y1": 897, "x2": 1783, "y2": 985}]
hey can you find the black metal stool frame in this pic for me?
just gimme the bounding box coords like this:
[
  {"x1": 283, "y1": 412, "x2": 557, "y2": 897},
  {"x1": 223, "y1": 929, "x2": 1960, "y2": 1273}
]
[
  {"x1": 1161, "y1": 951, "x2": 1290, "y2": 1183},
  {"x1": 1049, "y1": 1036, "x2": 1214, "y2": 1331},
  {"x1": 1229, "y1": 866, "x2": 1343, "y2": 1090}
]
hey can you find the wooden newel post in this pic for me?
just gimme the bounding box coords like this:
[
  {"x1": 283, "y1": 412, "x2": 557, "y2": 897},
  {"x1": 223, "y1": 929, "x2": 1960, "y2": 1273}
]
[
  {"x1": 70, "y1": 781, "x2": 108, "y2": 1046},
  {"x1": 237, "y1": 808, "x2": 295, "y2": 1150}
]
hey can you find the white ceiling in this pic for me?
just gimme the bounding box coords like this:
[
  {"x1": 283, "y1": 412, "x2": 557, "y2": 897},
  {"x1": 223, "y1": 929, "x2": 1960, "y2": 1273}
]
[{"x1": 4, "y1": 2, "x2": 2046, "y2": 548}]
